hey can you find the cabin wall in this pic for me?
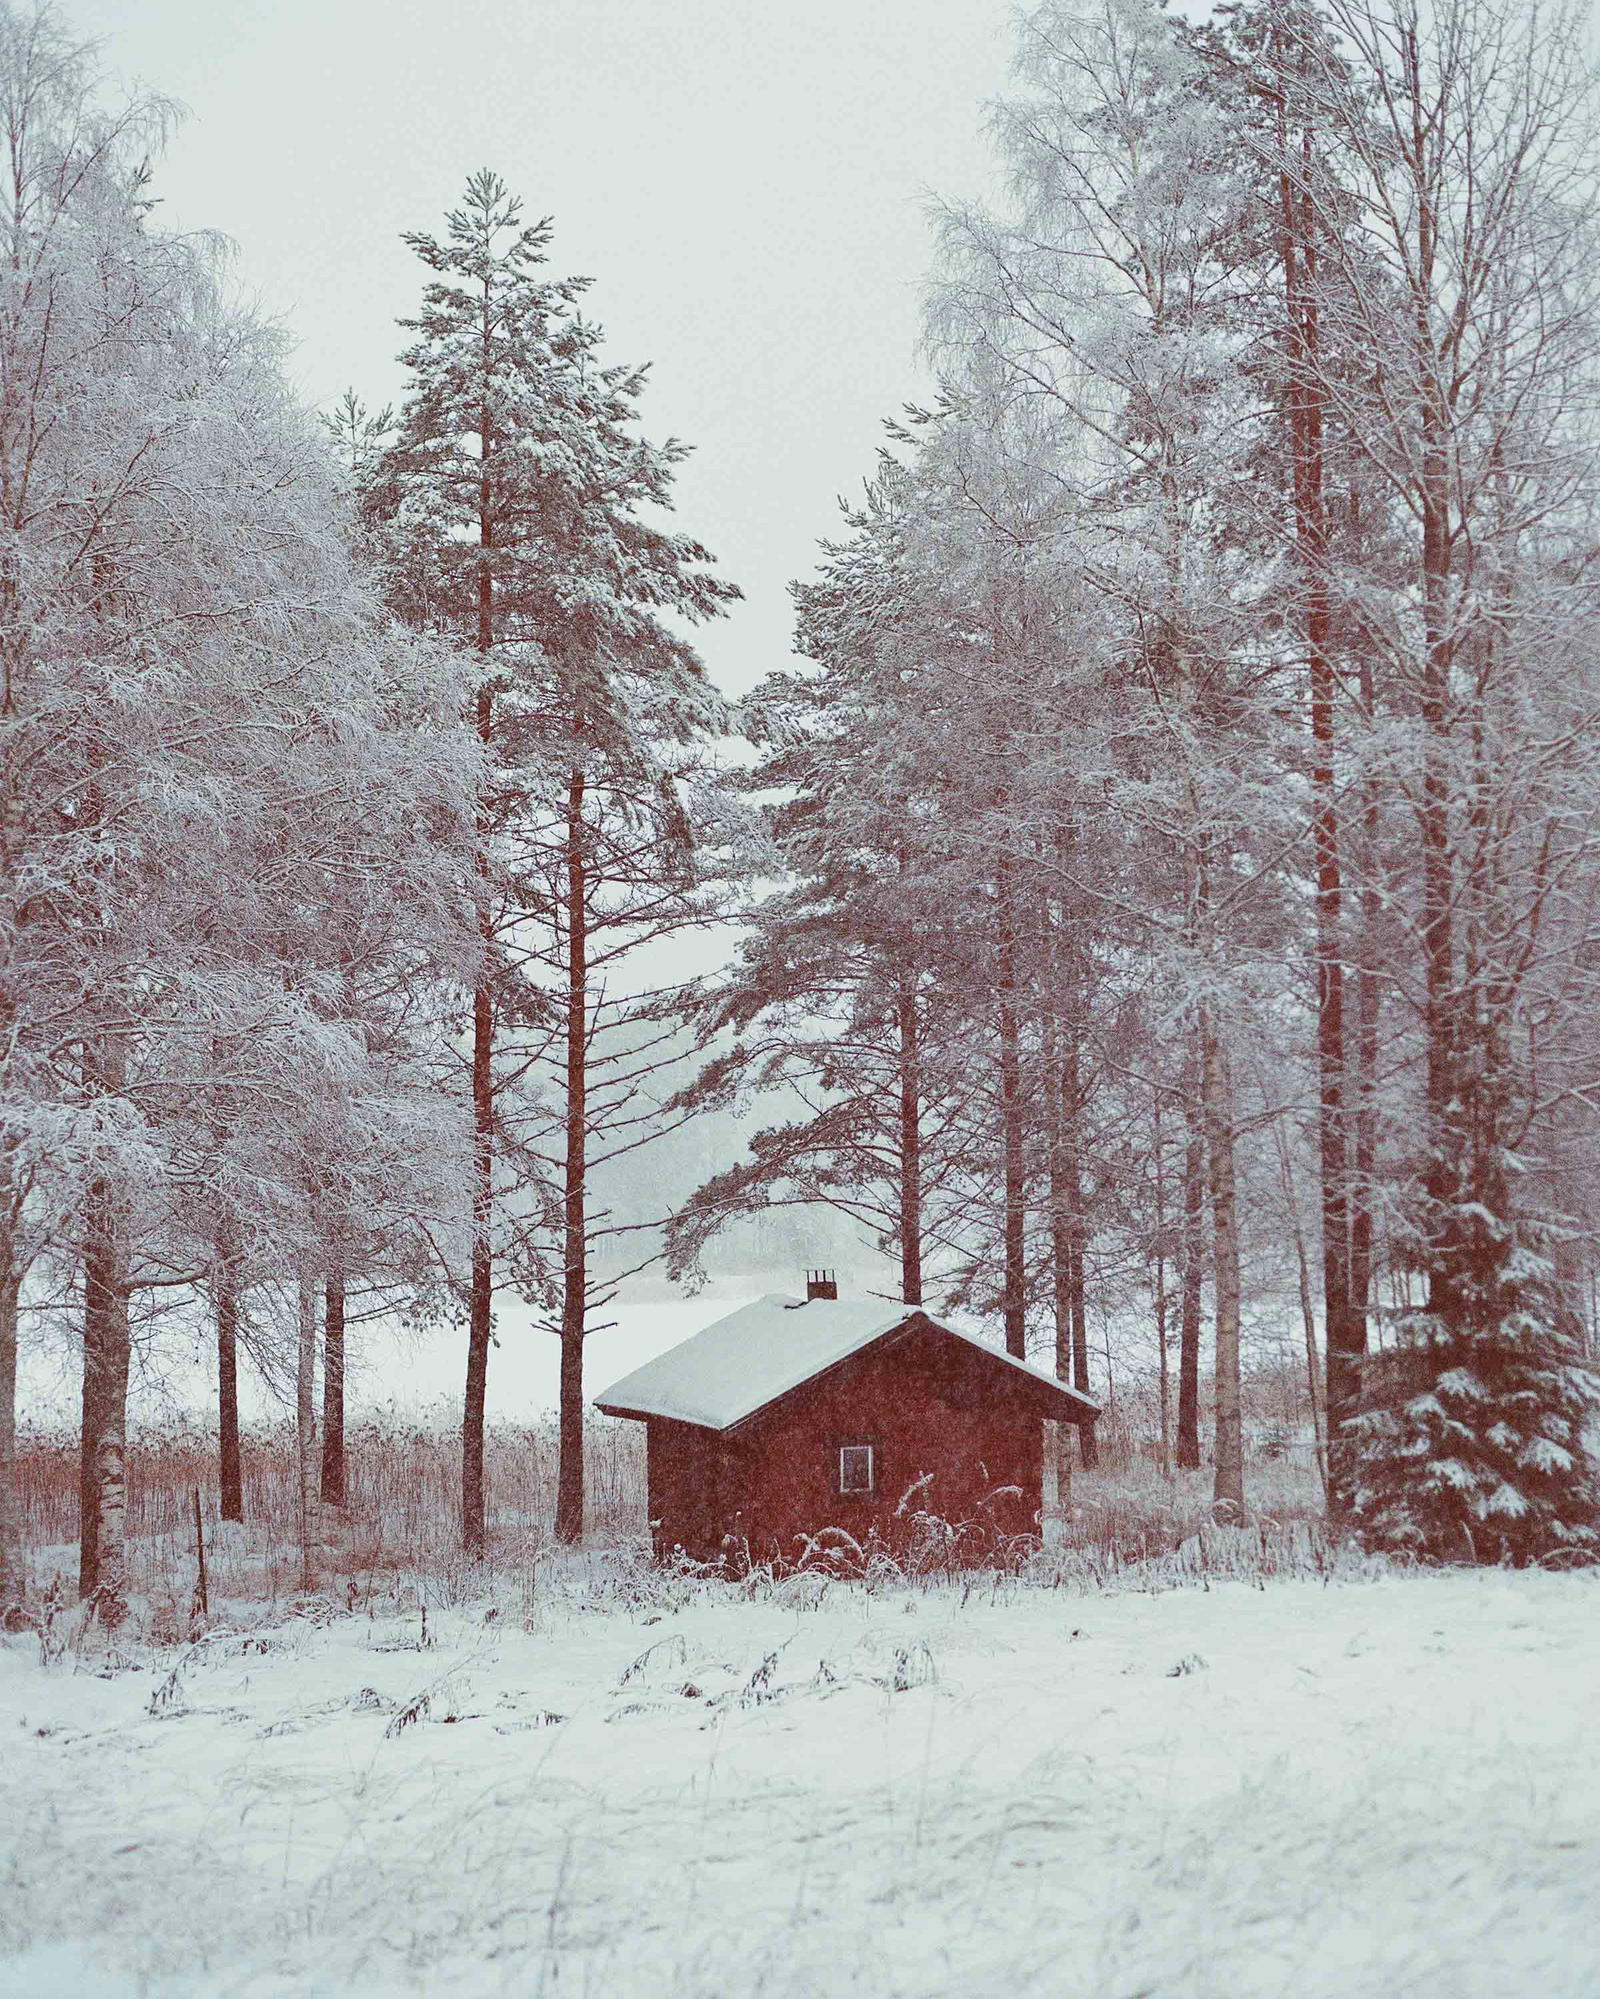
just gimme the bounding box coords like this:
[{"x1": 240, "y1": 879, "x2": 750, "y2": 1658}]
[
  {"x1": 645, "y1": 1418, "x2": 748, "y2": 1564},
  {"x1": 647, "y1": 1324, "x2": 1049, "y2": 1567}
]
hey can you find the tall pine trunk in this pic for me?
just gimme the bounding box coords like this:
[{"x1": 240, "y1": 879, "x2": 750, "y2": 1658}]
[
  {"x1": 556, "y1": 756, "x2": 588, "y2": 1545},
  {"x1": 1176, "y1": 1108, "x2": 1205, "y2": 1470},
  {"x1": 320, "y1": 1261, "x2": 346, "y2": 1507},
  {"x1": 1153, "y1": 1093, "x2": 1171, "y2": 1479},
  {"x1": 1203, "y1": 1008, "x2": 1245, "y2": 1520},
  {"x1": 896, "y1": 971, "x2": 924, "y2": 1307},
  {"x1": 1271, "y1": 1110, "x2": 1327, "y2": 1495},
  {"x1": 296, "y1": 1274, "x2": 319, "y2": 1594},
  {"x1": 1045, "y1": 1013, "x2": 1072, "y2": 1368},
  {"x1": 1045, "y1": 1008, "x2": 1090, "y2": 1491},
  {"x1": 1037, "y1": 1010, "x2": 1073, "y2": 1525},
  {"x1": 463, "y1": 417, "x2": 496, "y2": 1556},
  {"x1": 1406, "y1": 127, "x2": 1463, "y2": 1338},
  {"x1": 1277, "y1": 114, "x2": 1358, "y2": 1512},
  {"x1": 216, "y1": 1247, "x2": 242, "y2": 1523},
  {"x1": 1063, "y1": 1037, "x2": 1096, "y2": 1468},
  {"x1": 1348, "y1": 640, "x2": 1383, "y2": 1363},
  {"x1": 465, "y1": 890, "x2": 494, "y2": 1553},
  {"x1": 996, "y1": 847, "x2": 1026, "y2": 1359}
]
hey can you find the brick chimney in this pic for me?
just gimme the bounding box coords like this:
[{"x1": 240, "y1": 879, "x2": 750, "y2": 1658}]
[{"x1": 805, "y1": 1269, "x2": 838, "y2": 1302}]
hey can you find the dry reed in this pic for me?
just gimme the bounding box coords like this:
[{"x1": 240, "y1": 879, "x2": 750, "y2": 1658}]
[
  {"x1": 13, "y1": 1408, "x2": 647, "y2": 1607},
  {"x1": 12, "y1": 1395, "x2": 1331, "y2": 1618}
]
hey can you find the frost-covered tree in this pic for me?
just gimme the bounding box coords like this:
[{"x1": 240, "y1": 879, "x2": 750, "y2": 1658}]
[
  {"x1": 894, "y1": 0, "x2": 1600, "y2": 1541},
  {"x1": 930, "y1": 0, "x2": 1293, "y2": 1515},
  {"x1": 1256, "y1": 0, "x2": 1600, "y2": 1548},
  {"x1": 369, "y1": 173, "x2": 737, "y2": 1547},
  {"x1": 669, "y1": 466, "x2": 990, "y2": 1310},
  {"x1": 0, "y1": 4, "x2": 478, "y2": 1617},
  {"x1": 677, "y1": 400, "x2": 1170, "y2": 1482}
]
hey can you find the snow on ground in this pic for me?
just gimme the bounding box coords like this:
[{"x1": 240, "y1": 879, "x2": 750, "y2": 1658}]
[{"x1": 3, "y1": 1564, "x2": 1599, "y2": 1998}]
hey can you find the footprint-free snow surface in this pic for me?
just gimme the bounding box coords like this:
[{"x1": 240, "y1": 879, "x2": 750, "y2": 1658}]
[{"x1": 3, "y1": 1565, "x2": 1598, "y2": 1998}]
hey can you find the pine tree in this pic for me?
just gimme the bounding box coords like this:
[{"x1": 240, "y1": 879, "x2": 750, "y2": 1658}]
[
  {"x1": 671, "y1": 469, "x2": 986, "y2": 1303},
  {"x1": 370, "y1": 172, "x2": 736, "y2": 1548}
]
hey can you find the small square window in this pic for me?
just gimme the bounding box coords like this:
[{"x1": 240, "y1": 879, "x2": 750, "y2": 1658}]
[{"x1": 838, "y1": 1443, "x2": 875, "y2": 1495}]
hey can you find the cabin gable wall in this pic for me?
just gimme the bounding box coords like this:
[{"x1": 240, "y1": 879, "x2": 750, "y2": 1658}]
[{"x1": 646, "y1": 1324, "x2": 1046, "y2": 1566}]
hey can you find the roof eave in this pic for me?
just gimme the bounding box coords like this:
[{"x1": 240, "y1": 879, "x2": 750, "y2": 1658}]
[
  {"x1": 1039, "y1": 1386, "x2": 1102, "y2": 1421},
  {"x1": 595, "y1": 1312, "x2": 1105, "y2": 1431},
  {"x1": 594, "y1": 1399, "x2": 706, "y2": 1429}
]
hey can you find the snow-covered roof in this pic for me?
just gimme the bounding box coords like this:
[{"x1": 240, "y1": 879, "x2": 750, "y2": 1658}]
[{"x1": 593, "y1": 1292, "x2": 1099, "y2": 1432}]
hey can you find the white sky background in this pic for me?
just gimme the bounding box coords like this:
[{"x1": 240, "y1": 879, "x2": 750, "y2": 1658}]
[{"x1": 71, "y1": 0, "x2": 1018, "y2": 699}]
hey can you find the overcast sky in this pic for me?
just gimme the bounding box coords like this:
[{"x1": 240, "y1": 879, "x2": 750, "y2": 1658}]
[{"x1": 69, "y1": 0, "x2": 1017, "y2": 697}]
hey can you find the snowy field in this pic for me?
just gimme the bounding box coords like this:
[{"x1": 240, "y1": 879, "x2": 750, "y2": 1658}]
[{"x1": 4, "y1": 1562, "x2": 1599, "y2": 1998}]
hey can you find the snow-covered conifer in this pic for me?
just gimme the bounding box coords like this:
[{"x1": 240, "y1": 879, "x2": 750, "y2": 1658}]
[{"x1": 369, "y1": 172, "x2": 738, "y2": 1547}]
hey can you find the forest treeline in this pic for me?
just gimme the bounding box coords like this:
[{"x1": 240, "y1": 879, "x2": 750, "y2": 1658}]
[
  {"x1": 0, "y1": 6, "x2": 744, "y2": 1612},
  {"x1": 674, "y1": 0, "x2": 1600, "y2": 1562},
  {"x1": 5, "y1": 0, "x2": 1600, "y2": 1618}
]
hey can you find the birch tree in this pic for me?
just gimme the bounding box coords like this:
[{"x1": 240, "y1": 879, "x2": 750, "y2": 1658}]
[{"x1": 0, "y1": 3, "x2": 477, "y2": 1613}]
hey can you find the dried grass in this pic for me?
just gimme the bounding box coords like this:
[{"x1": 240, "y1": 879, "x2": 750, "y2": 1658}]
[
  {"x1": 13, "y1": 1407, "x2": 646, "y2": 1609},
  {"x1": 11, "y1": 1395, "x2": 1333, "y2": 1623}
]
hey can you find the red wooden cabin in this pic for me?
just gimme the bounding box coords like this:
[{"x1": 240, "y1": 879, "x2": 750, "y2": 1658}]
[{"x1": 595, "y1": 1280, "x2": 1098, "y2": 1566}]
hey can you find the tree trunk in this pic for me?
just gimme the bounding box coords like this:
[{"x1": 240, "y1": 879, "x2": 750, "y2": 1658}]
[
  {"x1": 1348, "y1": 935, "x2": 1380, "y2": 1351},
  {"x1": 0, "y1": 1243, "x2": 19, "y2": 1615},
  {"x1": 1062, "y1": 1037, "x2": 1096, "y2": 1468},
  {"x1": 896, "y1": 971, "x2": 924, "y2": 1307},
  {"x1": 1203, "y1": 1010, "x2": 1245, "y2": 1520},
  {"x1": 1153, "y1": 1093, "x2": 1171, "y2": 1479},
  {"x1": 996, "y1": 850, "x2": 1026, "y2": 1360},
  {"x1": 81, "y1": 1171, "x2": 131, "y2": 1624},
  {"x1": 1276, "y1": 119, "x2": 1359, "y2": 1514},
  {"x1": 464, "y1": 918, "x2": 493, "y2": 1554},
  {"x1": 78, "y1": 1164, "x2": 122, "y2": 1604},
  {"x1": 92, "y1": 1268, "x2": 131, "y2": 1629},
  {"x1": 78, "y1": 1314, "x2": 105, "y2": 1600},
  {"x1": 1347, "y1": 639, "x2": 1382, "y2": 1398},
  {"x1": 1177, "y1": 1106, "x2": 1206, "y2": 1470},
  {"x1": 216, "y1": 1250, "x2": 243, "y2": 1523},
  {"x1": 296, "y1": 1274, "x2": 319, "y2": 1595},
  {"x1": 1042, "y1": 841, "x2": 1095, "y2": 1464},
  {"x1": 1039, "y1": 1014, "x2": 1076, "y2": 1528},
  {"x1": 556, "y1": 757, "x2": 588, "y2": 1545},
  {"x1": 1044, "y1": 1009, "x2": 1073, "y2": 1422},
  {"x1": 1409, "y1": 117, "x2": 1463, "y2": 1340},
  {"x1": 1271, "y1": 1111, "x2": 1327, "y2": 1497},
  {"x1": 463, "y1": 432, "x2": 496, "y2": 1555},
  {"x1": 320, "y1": 1261, "x2": 345, "y2": 1507}
]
